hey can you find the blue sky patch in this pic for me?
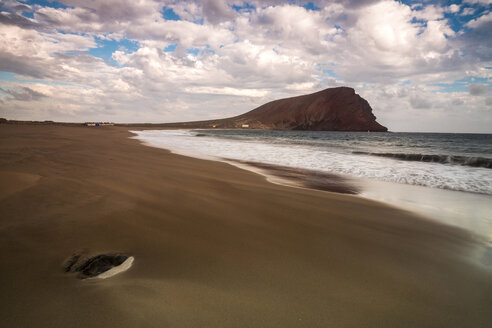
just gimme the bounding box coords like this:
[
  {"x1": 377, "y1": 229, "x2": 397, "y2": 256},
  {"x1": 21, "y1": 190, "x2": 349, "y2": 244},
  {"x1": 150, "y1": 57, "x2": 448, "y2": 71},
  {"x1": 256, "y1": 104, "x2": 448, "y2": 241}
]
[
  {"x1": 457, "y1": 76, "x2": 490, "y2": 84},
  {"x1": 164, "y1": 43, "x2": 178, "y2": 52},
  {"x1": 232, "y1": 2, "x2": 256, "y2": 13},
  {"x1": 186, "y1": 48, "x2": 199, "y2": 56},
  {"x1": 0, "y1": 71, "x2": 17, "y2": 82},
  {"x1": 322, "y1": 69, "x2": 337, "y2": 77},
  {"x1": 162, "y1": 7, "x2": 181, "y2": 21},
  {"x1": 302, "y1": 2, "x2": 321, "y2": 11},
  {"x1": 432, "y1": 82, "x2": 468, "y2": 93},
  {"x1": 23, "y1": 0, "x2": 68, "y2": 9},
  {"x1": 315, "y1": 64, "x2": 337, "y2": 77},
  {"x1": 88, "y1": 38, "x2": 139, "y2": 63}
]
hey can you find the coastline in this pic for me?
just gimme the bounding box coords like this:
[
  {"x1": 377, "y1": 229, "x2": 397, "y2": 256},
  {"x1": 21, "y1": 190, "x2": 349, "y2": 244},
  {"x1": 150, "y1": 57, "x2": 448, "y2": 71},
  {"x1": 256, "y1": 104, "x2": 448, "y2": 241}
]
[
  {"x1": 1, "y1": 125, "x2": 491, "y2": 327},
  {"x1": 131, "y1": 128, "x2": 492, "y2": 244}
]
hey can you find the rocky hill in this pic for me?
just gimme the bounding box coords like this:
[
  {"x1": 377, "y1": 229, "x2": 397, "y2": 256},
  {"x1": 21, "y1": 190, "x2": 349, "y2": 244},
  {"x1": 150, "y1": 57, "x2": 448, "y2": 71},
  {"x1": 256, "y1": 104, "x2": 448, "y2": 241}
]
[
  {"x1": 127, "y1": 87, "x2": 388, "y2": 131},
  {"x1": 230, "y1": 87, "x2": 387, "y2": 131}
]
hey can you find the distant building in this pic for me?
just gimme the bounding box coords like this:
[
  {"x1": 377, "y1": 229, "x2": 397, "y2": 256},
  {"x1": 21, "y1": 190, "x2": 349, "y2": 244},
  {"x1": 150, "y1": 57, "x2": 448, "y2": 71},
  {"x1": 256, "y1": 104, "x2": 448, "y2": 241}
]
[
  {"x1": 241, "y1": 124, "x2": 249, "y2": 128},
  {"x1": 84, "y1": 122, "x2": 114, "y2": 127}
]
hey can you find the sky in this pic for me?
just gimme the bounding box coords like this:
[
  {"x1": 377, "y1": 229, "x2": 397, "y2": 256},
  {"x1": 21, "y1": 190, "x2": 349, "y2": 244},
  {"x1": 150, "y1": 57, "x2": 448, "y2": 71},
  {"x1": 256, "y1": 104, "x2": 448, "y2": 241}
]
[{"x1": 0, "y1": 0, "x2": 491, "y2": 132}]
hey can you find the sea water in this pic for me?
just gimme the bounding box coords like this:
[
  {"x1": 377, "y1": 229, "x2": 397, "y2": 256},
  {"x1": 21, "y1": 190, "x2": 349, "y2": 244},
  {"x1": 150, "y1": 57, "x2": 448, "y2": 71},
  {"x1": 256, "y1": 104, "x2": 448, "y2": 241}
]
[{"x1": 132, "y1": 129, "x2": 492, "y2": 241}]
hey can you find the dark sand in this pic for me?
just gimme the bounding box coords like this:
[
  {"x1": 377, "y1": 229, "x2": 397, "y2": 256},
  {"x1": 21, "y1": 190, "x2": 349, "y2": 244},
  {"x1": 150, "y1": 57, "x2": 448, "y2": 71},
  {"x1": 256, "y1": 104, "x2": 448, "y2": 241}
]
[
  {"x1": 0, "y1": 125, "x2": 491, "y2": 327},
  {"x1": 225, "y1": 159, "x2": 360, "y2": 194}
]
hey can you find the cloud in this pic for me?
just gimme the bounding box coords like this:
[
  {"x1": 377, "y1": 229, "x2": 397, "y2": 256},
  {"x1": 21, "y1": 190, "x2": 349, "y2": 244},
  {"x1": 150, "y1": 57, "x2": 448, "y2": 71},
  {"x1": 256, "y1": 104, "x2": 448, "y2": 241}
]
[
  {"x1": 202, "y1": 0, "x2": 235, "y2": 24},
  {"x1": 466, "y1": 11, "x2": 492, "y2": 28},
  {"x1": 452, "y1": 98, "x2": 464, "y2": 106},
  {"x1": 242, "y1": 4, "x2": 333, "y2": 56},
  {"x1": 410, "y1": 95, "x2": 433, "y2": 109},
  {"x1": 0, "y1": 52, "x2": 48, "y2": 78},
  {"x1": 412, "y1": 4, "x2": 445, "y2": 21},
  {"x1": 33, "y1": 0, "x2": 163, "y2": 35},
  {"x1": 458, "y1": 12, "x2": 492, "y2": 62},
  {"x1": 184, "y1": 86, "x2": 269, "y2": 97},
  {"x1": 55, "y1": 0, "x2": 160, "y2": 22},
  {"x1": 0, "y1": 0, "x2": 32, "y2": 13},
  {"x1": 469, "y1": 84, "x2": 489, "y2": 95},
  {"x1": 461, "y1": 7, "x2": 476, "y2": 16},
  {"x1": 0, "y1": 12, "x2": 38, "y2": 29},
  {"x1": 0, "y1": 86, "x2": 47, "y2": 101},
  {"x1": 0, "y1": 0, "x2": 491, "y2": 132},
  {"x1": 320, "y1": 1, "x2": 460, "y2": 84},
  {"x1": 0, "y1": 23, "x2": 97, "y2": 79},
  {"x1": 463, "y1": 0, "x2": 492, "y2": 5},
  {"x1": 446, "y1": 4, "x2": 460, "y2": 14}
]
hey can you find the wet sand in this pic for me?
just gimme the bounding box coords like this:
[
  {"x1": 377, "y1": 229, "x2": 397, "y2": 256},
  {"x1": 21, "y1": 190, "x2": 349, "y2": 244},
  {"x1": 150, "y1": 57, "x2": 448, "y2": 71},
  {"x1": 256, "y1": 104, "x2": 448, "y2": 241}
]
[
  {"x1": 224, "y1": 159, "x2": 492, "y2": 243},
  {"x1": 0, "y1": 124, "x2": 491, "y2": 327},
  {"x1": 224, "y1": 159, "x2": 360, "y2": 194}
]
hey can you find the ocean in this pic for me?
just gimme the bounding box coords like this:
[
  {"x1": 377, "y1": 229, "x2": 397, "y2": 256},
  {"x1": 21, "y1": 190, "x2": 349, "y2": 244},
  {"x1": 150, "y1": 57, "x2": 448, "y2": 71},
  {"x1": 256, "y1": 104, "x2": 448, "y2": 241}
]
[{"x1": 132, "y1": 129, "x2": 492, "y2": 241}]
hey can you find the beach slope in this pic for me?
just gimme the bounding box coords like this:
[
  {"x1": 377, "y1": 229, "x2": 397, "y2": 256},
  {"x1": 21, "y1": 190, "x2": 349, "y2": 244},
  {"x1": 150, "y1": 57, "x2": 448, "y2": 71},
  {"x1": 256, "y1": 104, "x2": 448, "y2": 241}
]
[{"x1": 0, "y1": 125, "x2": 490, "y2": 327}]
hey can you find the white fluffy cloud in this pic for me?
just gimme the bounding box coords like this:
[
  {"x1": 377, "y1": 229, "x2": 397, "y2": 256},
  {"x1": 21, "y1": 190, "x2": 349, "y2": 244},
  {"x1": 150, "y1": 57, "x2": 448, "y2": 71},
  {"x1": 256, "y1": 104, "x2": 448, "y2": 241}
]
[
  {"x1": 447, "y1": 4, "x2": 461, "y2": 13},
  {"x1": 0, "y1": 0, "x2": 491, "y2": 132}
]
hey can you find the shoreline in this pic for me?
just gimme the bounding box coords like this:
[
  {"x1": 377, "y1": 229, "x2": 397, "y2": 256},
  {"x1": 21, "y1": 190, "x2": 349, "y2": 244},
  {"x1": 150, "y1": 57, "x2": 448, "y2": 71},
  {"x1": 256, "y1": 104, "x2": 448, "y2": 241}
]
[
  {"x1": 223, "y1": 159, "x2": 360, "y2": 194},
  {"x1": 1, "y1": 125, "x2": 491, "y2": 327},
  {"x1": 228, "y1": 160, "x2": 492, "y2": 243},
  {"x1": 131, "y1": 131, "x2": 492, "y2": 269},
  {"x1": 131, "y1": 128, "x2": 492, "y2": 245}
]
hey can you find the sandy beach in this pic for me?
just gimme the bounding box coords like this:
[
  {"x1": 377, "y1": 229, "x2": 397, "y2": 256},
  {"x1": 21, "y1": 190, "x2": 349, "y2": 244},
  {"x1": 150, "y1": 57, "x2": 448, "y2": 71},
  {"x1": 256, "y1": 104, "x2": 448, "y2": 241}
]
[{"x1": 0, "y1": 124, "x2": 491, "y2": 327}]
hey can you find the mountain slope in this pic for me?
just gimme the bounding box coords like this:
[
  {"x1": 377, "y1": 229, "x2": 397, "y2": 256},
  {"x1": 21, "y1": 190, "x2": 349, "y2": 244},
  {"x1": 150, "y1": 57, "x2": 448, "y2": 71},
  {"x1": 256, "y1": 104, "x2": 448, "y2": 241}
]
[
  {"x1": 147, "y1": 87, "x2": 388, "y2": 131},
  {"x1": 231, "y1": 87, "x2": 387, "y2": 131}
]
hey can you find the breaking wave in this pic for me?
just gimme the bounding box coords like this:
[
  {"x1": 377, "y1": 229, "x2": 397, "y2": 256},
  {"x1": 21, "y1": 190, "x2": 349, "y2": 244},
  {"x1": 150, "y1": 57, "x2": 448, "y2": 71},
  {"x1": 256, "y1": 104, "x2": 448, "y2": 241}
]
[
  {"x1": 131, "y1": 129, "x2": 492, "y2": 195},
  {"x1": 353, "y1": 152, "x2": 492, "y2": 169}
]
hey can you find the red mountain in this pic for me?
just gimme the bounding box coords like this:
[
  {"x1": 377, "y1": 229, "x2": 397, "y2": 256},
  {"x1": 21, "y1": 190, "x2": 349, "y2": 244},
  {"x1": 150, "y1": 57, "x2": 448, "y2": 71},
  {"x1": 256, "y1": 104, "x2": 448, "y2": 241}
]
[
  {"x1": 153, "y1": 87, "x2": 388, "y2": 131},
  {"x1": 231, "y1": 87, "x2": 387, "y2": 131}
]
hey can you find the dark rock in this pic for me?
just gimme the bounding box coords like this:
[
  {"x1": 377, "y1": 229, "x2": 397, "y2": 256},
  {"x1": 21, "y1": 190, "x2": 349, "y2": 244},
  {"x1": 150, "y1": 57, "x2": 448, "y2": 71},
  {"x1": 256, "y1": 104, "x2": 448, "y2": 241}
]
[
  {"x1": 65, "y1": 253, "x2": 129, "y2": 279},
  {"x1": 63, "y1": 254, "x2": 81, "y2": 272}
]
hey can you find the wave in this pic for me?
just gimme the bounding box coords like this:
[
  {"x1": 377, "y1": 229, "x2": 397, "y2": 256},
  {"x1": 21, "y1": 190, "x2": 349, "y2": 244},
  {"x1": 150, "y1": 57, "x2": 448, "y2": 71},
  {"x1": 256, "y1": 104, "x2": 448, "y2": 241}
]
[
  {"x1": 133, "y1": 130, "x2": 492, "y2": 195},
  {"x1": 353, "y1": 151, "x2": 492, "y2": 169}
]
